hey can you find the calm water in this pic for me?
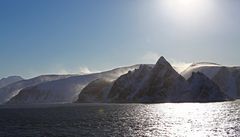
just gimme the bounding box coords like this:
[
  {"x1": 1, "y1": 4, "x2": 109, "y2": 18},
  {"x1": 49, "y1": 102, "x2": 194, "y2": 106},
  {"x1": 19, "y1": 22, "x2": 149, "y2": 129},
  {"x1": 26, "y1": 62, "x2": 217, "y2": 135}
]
[{"x1": 0, "y1": 101, "x2": 240, "y2": 137}]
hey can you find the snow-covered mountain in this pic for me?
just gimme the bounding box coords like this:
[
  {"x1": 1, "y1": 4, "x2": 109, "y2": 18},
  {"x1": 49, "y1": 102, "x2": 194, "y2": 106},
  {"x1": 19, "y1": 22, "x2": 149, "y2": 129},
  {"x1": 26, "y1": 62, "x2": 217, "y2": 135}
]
[
  {"x1": 7, "y1": 65, "x2": 140, "y2": 104},
  {"x1": 76, "y1": 78, "x2": 113, "y2": 103},
  {"x1": 0, "y1": 75, "x2": 72, "y2": 104},
  {"x1": 0, "y1": 76, "x2": 23, "y2": 88},
  {"x1": 3, "y1": 59, "x2": 238, "y2": 104},
  {"x1": 107, "y1": 57, "x2": 231, "y2": 103},
  {"x1": 181, "y1": 63, "x2": 240, "y2": 98}
]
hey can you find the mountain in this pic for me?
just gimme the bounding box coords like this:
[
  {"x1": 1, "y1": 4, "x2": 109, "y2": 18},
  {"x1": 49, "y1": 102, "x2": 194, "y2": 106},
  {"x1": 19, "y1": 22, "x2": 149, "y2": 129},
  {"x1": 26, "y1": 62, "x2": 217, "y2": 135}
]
[
  {"x1": 108, "y1": 57, "x2": 189, "y2": 103},
  {"x1": 76, "y1": 79, "x2": 113, "y2": 103},
  {"x1": 108, "y1": 64, "x2": 153, "y2": 102},
  {"x1": 0, "y1": 75, "x2": 72, "y2": 104},
  {"x1": 108, "y1": 57, "x2": 231, "y2": 103},
  {"x1": 181, "y1": 63, "x2": 240, "y2": 98},
  {"x1": 181, "y1": 72, "x2": 231, "y2": 102},
  {"x1": 3, "y1": 59, "x2": 237, "y2": 104},
  {"x1": 0, "y1": 76, "x2": 23, "y2": 88},
  {"x1": 133, "y1": 57, "x2": 190, "y2": 103},
  {"x1": 7, "y1": 65, "x2": 140, "y2": 104}
]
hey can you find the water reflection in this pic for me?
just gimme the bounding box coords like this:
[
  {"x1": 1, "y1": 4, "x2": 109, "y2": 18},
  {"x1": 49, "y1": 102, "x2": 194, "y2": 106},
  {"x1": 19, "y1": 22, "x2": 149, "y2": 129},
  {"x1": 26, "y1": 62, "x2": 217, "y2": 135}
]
[
  {"x1": 0, "y1": 101, "x2": 239, "y2": 136},
  {"x1": 126, "y1": 101, "x2": 240, "y2": 137}
]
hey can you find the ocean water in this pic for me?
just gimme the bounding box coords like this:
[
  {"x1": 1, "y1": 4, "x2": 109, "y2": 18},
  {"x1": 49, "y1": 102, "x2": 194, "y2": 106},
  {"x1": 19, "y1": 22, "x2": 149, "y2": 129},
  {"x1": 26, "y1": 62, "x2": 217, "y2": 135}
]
[{"x1": 0, "y1": 101, "x2": 240, "y2": 137}]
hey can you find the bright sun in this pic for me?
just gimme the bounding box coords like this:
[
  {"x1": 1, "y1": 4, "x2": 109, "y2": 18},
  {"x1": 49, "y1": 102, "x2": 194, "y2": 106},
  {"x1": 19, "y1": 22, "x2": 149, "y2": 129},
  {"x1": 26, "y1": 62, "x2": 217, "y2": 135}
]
[{"x1": 158, "y1": 0, "x2": 215, "y2": 27}]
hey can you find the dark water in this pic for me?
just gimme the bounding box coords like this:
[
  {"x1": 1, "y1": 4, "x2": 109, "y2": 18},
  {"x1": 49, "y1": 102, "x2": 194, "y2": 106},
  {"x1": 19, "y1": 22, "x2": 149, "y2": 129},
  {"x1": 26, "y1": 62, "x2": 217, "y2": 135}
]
[{"x1": 0, "y1": 101, "x2": 240, "y2": 137}]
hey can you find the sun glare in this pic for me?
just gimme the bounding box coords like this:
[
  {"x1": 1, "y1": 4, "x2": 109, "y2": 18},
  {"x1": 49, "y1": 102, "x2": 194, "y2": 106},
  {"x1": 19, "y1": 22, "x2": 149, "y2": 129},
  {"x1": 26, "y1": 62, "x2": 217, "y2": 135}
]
[{"x1": 158, "y1": 0, "x2": 216, "y2": 27}]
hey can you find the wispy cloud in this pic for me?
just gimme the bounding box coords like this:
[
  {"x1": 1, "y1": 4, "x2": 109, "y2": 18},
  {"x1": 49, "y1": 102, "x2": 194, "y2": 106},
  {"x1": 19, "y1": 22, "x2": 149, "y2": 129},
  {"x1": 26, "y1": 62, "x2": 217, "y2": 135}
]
[
  {"x1": 57, "y1": 66, "x2": 98, "y2": 75},
  {"x1": 170, "y1": 60, "x2": 192, "y2": 73},
  {"x1": 79, "y1": 67, "x2": 94, "y2": 74}
]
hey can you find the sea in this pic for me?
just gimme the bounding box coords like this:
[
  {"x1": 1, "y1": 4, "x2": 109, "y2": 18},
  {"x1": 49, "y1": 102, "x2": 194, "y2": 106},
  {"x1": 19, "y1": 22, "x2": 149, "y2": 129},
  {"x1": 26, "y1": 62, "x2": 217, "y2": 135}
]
[{"x1": 0, "y1": 100, "x2": 240, "y2": 137}]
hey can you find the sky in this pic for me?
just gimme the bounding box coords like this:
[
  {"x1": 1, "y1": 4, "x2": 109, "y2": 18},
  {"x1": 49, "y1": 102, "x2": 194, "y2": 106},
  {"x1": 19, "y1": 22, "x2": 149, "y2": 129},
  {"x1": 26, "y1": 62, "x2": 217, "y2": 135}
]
[{"x1": 0, "y1": 0, "x2": 240, "y2": 79}]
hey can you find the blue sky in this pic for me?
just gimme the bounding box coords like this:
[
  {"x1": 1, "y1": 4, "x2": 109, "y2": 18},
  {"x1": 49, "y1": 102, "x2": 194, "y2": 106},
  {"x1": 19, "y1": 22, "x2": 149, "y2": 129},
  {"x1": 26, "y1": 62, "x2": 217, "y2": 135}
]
[{"x1": 1, "y1": 0, "x2": 240, "y2": 78}]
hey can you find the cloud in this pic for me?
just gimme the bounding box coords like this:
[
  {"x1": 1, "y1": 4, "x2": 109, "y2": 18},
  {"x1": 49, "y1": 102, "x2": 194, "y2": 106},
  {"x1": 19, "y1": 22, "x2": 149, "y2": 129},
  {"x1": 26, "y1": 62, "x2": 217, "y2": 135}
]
[
  {"x1": 142, "y1": 52, "x2": 161, "y2": 63},
  {"x1": 57, "y1": 69, "x2": 69, "y2": 75},
  {"x1": 78, "y1": 67, "x2": 92, "y2": 74},
  {"x1": 57, "y1": 66, "x2": 98, "y2": 75},
  {"x1": 171, "y1": 61, "x2": 192, "y2": 73}
]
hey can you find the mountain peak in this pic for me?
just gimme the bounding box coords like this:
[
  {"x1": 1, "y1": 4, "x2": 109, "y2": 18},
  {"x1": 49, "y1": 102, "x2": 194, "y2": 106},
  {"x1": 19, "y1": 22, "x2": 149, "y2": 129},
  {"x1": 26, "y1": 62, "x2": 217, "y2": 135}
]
[
  {"x1": 156, "y1": 56, "x2": 167, "y2": 63},
  {"x1": 154, "y1": 56, "x2": 173, "y2": 69}
]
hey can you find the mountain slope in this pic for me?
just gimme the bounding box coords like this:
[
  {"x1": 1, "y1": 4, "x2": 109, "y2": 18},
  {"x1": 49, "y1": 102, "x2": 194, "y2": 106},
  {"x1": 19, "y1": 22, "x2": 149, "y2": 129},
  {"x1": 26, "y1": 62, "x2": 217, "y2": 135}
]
[
  {"x1": 76, "y1": 79, "x2": 113, "y2": 103},
  {"x1": 181, "y1": 72, "x2": 230, "y2": 102},
  {"x1": 0, "y1": 75, "x2": 72, "y2": 104},
  {"x1": 7, "y1": 65, "x2": 140, "y2": 104},
  {"x1": 181, "y1": 63, "x2": 240, "y2": 98},
  {"x1": 212, "y1": 67, "x2": 240, "y2": 98},
  {"x1": 108, "y1": 65, "x2": 153, "y2": 102},
  {"x1": 0, "y1": 76, "x2": 23, "y2": 88}
]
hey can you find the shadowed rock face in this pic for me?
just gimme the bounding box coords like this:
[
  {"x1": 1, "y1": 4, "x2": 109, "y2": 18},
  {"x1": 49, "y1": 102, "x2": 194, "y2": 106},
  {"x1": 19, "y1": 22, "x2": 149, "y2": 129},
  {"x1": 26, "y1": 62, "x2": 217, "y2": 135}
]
[
  {"x1": 108, "y1": 65, "x2": 153, "y2": 103},
  {"x1": 212, "y1": 67, "x2": 240, "y2": 98},
  {"x1": 107, "y1": 57, "x2": 232, "y2": 103},
  {"x1": 133, "y1": 57, "x2": 189, "y2": 103},
  {"x1": 77, "y1": 79, "x2": 113, "y2": 103},
  {"x1": 184, "y1": 72, "x2": 231, "y2": 102},
  {"x1": 7, "y1": 87, "x2": 56, "y2": 104},
  {"x1": 108, "y1": 57, "x2": 189, "y2": 103}
]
